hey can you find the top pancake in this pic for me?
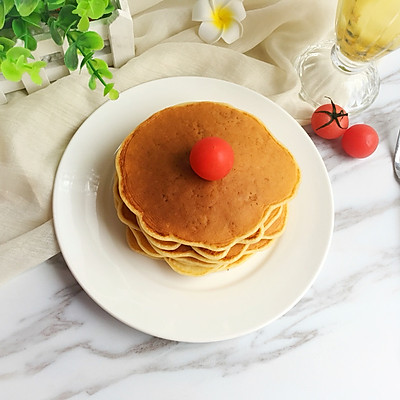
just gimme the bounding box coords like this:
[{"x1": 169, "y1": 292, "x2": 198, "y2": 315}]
[{"x1": 116, "y1": 102, "x2": 300, "y2": 247}]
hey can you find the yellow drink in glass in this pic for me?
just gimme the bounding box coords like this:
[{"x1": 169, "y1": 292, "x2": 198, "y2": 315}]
[{"x1": 336, "y1": 0, "x2": 400, "y2": 62}]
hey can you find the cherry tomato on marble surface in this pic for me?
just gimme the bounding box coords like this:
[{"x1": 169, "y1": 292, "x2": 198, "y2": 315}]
[
  {"x1": 190, "y1": 137, "x2": 234, "y2": 181},
  {"x1": 341, "y1": 124, "x2": 379, "y2": 158},
  {"x1": 311, "y1": 98, "x2": 349, "y2": 139}
]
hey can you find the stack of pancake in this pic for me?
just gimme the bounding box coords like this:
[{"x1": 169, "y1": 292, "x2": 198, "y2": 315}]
[{"x1": 114, "y1": 102, "x2": 300, "y2": 276}]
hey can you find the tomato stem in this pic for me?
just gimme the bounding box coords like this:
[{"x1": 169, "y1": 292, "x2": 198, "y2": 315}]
[{"x1": 315, "y1": 97, "x2": 348, "y2": 130}]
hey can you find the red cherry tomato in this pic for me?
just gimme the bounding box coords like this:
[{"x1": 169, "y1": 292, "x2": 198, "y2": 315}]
[
  {"x1": 341, "y1": 124, "x2": 379, "y2": 158},
  {"x1": 311, "y1": 98, "x2": 349, "y2": 139},
  {"x1": 190, "y1": 137, "x2": 234, "y2": 181}
]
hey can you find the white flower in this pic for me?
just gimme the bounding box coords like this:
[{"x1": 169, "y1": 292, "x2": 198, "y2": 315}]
[{"x1": 192, "y1": 0, "x2": 246, "y2": 44}]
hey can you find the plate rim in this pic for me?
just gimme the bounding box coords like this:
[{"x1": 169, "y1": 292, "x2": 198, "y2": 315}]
[{"x1": 53, "y1": 76, "x2": 334, "y2": 342}]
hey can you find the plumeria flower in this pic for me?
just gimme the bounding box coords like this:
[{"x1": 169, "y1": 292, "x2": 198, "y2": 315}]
[{"x1": 192, "y1": 0, "x2": 246, "y2": 44}]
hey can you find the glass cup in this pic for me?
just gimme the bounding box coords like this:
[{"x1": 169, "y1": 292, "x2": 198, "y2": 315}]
[{"x1": 296, "y1": 0, "x2": 400, "y2": 114}]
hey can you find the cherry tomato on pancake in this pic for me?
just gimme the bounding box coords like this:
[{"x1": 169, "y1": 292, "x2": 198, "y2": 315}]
[
  {"x1": 341, "y1": 124, "x2": 379, "y2": 158},
  {"x1": 311, "y1": 98, "x2": 349, "y2": 139},
  {"x1": 190, "y1": 137, "x2": 234, "y2": 181}
]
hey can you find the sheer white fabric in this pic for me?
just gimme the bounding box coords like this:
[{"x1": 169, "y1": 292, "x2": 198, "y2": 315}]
[{"x1": 0, "y1": 0, "x2": 336, "y2": 283}]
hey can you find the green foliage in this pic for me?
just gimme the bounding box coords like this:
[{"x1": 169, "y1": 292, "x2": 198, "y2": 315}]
[
  {"x1": 0, "y1": 46, "x2": 46, "y2": 83},
  {"x1": 0, "y1": 0, "x2": 119, "y2": 100},
  {"x1": 103, "y1": 82, "x2": 118, "y2": 100},
  {"x1": 70, "y1": 32, "x2": 119, "y2": 100},
  {"x1": 14, "y1": 0, "x2": 41, "y2": 17},
  {"x1": 12, "y1": 17, "x2": 38, "y2": 50},
  {"x1": 49, "y1": 5, "x2": 80, "y2": 45},
  {"x1": 0, "y1": 2, "x2": 5, "y2": 29},
  {"x1": 1, "y1": 0, "x2": 15, "y2": 21},
  {"x1": 64, "y1": 41, "x2": 78, "y2": 69},
  {"x1": 47, "y1": 0, "x2": 65, "y2": 11},
  {"x1": 85, "y1": 57, "x2": 119, "y2": 100},
  {"x1": 0, "y1": 36, "x2": 15, "y2": 51},
  {"x1": 72, "y1": 0, "x2": 113, "y2": 31}
]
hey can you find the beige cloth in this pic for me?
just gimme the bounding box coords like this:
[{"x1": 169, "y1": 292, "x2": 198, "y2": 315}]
[{"x1": 0, "y1": 0, "x2": 336, "y2": 284}]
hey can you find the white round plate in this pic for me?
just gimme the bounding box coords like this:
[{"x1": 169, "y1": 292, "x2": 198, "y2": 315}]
[{"x1": 53, "y1": 76, "x2": 334, "y2": 343}]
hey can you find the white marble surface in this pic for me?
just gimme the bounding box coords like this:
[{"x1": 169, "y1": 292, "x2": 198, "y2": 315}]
[{"x1": 1, "y1": 51, "x2": 400, "y2": 399}]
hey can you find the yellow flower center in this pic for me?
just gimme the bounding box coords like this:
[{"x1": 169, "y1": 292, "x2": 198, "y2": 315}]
[{"x1": 212, "y1": 6, "x2": 234, "y2": 30}]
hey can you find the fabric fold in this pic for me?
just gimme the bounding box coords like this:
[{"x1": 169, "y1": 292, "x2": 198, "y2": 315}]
[{"x1": 0, "y1": 0, "x2": 337, "y2": 284}]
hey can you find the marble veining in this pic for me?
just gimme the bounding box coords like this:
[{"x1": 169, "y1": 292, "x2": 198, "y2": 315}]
[
  {"x1": 334, "y1": 197, "x2": 400, "y2": 231},
  {"x1": 2, "y1": 224, "x2": 400, "y2": 398}
]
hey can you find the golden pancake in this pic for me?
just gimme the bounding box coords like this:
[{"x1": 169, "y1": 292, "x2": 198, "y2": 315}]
[
  {"x1": 127, "y1": 223, "x2": 253, "y2": 265},
  {"x1": 114, "y1": 172, "x2": 287, "y2": 253},
  {"x1": 117, "y1": 181, "x2": 286, "y2": 264},
  {"x1": 116, "y1": 101, "x2": 300, "y2": 250},
  {"x1": 126, "y1": 227, "x2": 158, "y2": 258},
  {"x1": 113, "y1": 176, "x2": 140, "y2": 231},
  {"x1": 125, "y1": 215, "x2": 277, "y2": 277},
  {"x1": 114, "y1": 176, "x2": 180, "y2": 250},
  {"x1": 114, "y1": 101, "x2": 300, "y2": 276},
  {"x1": 263, "y1": 205, "x2": 288, "y2": 239}
]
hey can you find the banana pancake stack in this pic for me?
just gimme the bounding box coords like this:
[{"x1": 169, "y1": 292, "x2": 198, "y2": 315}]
[{"x1": 114, "y1": 101, "x2": 300, "y2": 276}]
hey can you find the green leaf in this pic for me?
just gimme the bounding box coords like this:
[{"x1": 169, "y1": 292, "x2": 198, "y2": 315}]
[
  {"x1": 76, "y1": 31, "x2": 103, "y2": 51},
  {"x1": 103, "y1": 83, "x2": 119, "y2": 100},
  {"x1": 48, "y1": 0, "x2": 65, "y2": 5},
  {"x1": 14, "y1": 0, "x2": 41, "y2": 17},
  {"x1": 72, "y1": 0, "x2": 110, "y2": 33},
  {"x1": 6, "y1": 46, "x2": 32, "y2": 61},
  {"x1": 2, "y1": 54, "x2": 46, "y2": 85},
  {"x1": 57, "y1": 4, "x2": 79, "y2": 31},
  {"x1": 77, "y1": 15, "x2": 89, "y2": 31},
  {"x1": 73, "y1": 0, "x2": 89, "y2": 16},
  {"x1": 24, "y1": 33, "x2": 37, "y2": 50},
  {"x1": 3, "y1": 0, "x2": 14, "y2": 14},
  {"x1": 16, "y1": 53, "x2": 26, "y2": 69},
  {"x1": 88, "y1": 74, "x2": 96, "y2": 90},
  {"x1": 47, "y1": 0, "x2": 65, "y2": 11},
  {"x1": 86, "y1": 58, "x2": 107, "y2": 75},
  {"x1": 22, "y1": 11, "x2": 41, "y2": 28},
  {"x1": 103, "y1": 82, "x2": 113, "y2": 95},
  {"x1": 104, "y1": 1, "x2": 115, "y2": 14},
  {"x1": 1, "y1": 59, "x2": 23, "y2": 81},
  {"x1": 33, "y1": 0, "x2": 45, "y2": 14},
  {"x1": 27, "y1": 70, "x2": 42, "y2": 84},
  {"x1": 75, "y1": 0, "x2": 108, "y2": 19},
  {"x1": 87, "y1": 0, "x2": 108, "y2": 19},
  {"x1": 11, "y1": 19, "x2": 37, "y2": 50},
  {"x1": 0, "y1": 1, "x2": 5, "y2": 30},
  {"x1": 71, "y1": 4, "x2": 86, "y2": 18},
  {"x1": 12, "y1": 18, "x2": 27, "y2": 38},
  {"x1": 0, "y1": 37, "x2": 15, "y2": 52},
  {"x1": 90, "y1": 57, "x2": 106, "y2": 69},
  {"x1": 64, "y1": 42, "x2": 78, "y2": 70},
  {"x1": 79, "y1": 50, "x2": 94, "y2": 70},
  {"x1": 6, "y1": 6, "x2": 22, "y2": 17},
  {"x1": 66, "y1": 30, "x2": 79, "y2": 43},
  {"x1": 32, "y1": 60, "x2": 46, "y2": 69},
  {"x1": 26, "y1": 61, "x2": 46, "y2": 84},
  {"x1": 0, "y1": 0, "x2": 12, "y2": 27},
  {"x1": 97, "y1": 67, "x2": 112, "y2": 79},
  {"x1": 49, "y1": 17, "x2": 63, "y2": 45},
  {"x1": 108, "y1": 88, "x2": 119, "y2": 100}
]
